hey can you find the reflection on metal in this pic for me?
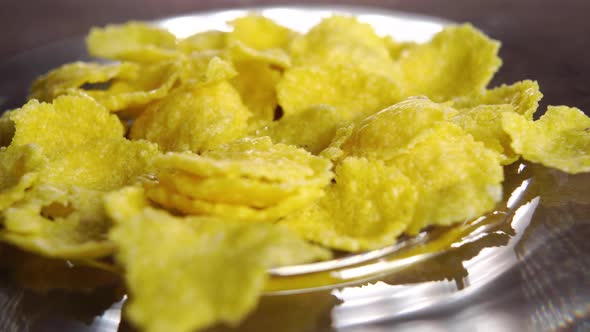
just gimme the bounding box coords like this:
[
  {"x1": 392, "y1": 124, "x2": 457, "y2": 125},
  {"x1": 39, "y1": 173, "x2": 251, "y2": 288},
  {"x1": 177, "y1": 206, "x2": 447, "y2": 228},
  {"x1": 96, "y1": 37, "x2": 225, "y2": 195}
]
[
  {"x1": 88, "y1": 296, "x2": 126, "y2": 332},
  {"x1": 506, "y1": 178, "x2": 532, "y2": 209},
  {"x1": 330, "y1": 197, "x2": 540, "y2": 330}
]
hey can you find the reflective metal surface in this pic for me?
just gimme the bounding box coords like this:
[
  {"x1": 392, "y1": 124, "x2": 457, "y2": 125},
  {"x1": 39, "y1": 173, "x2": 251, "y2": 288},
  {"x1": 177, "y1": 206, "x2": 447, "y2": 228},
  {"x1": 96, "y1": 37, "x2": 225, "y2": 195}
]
[{"x1": 0, "y1": 6, "x2": 588, "y2": 332}]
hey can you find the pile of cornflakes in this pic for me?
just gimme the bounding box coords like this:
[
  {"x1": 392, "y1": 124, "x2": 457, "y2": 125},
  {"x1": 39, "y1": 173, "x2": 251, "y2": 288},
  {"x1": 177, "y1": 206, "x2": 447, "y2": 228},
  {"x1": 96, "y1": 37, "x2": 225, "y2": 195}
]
[{"x1": 0, "y1": 14, "x2": 589, "y2": 332}]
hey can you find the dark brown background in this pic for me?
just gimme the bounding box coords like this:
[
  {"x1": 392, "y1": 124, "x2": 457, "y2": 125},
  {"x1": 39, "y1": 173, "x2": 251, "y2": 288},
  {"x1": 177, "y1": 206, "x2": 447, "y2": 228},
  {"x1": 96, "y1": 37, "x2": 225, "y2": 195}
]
[{"x1": 1, "y1": 0, "x2": 589, "y2": 113}]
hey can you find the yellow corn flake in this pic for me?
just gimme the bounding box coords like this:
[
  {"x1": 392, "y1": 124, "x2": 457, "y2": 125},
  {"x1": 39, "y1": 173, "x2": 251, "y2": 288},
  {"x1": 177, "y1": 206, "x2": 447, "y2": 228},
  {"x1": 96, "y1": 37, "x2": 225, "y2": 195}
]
[
  {"x1": 154, "y1": 150, "x2": 312, "y2": 183},
  {"x1": 0, "y1": 144, "x2": 46, "y2": 211},
  {"x1": 289, "y1": 16, "x2": 394, "y2": 74},
  {"x1": 340, "y1": 97, "x2": 457, "y2": 161},
  {"x1": 226, "y1": 15, "x2": 297, "y2": 68},
  {"x1": 231, "y1": 61, "x2": 281, "y2": 129},
  {"x1": 1, "y1": 185, "x2": 115, "y2": 259},
  {"x1": 390, "y1": 122, "x2": 504, "y2": 234},
  {"x1": 41, "y1": 138, "x2": 160, "y2": 191},
  {"x1": 178, "y1": 55, "x2": 237, "y2": 85},
  {"x1": 450, "y1": 104, "x2": 518, "y2": 164},
  {"x1": 77, "y1": 61, "x2": 179, "y2": 112},
  {"x1": 29, "y1": 61, "x2": 139, "y2": 102},
  {"x1": 110, "y1": 207, "x2": 329, "y2": 332},
  {"x1": 452, "y1": 80, "x2": 542, "y2": 119},
  {"x1": 502, "y1": 106, "x2": 590, "y2": 174},
  {"x1": 86, "y1": 22, "x2": 178, "y2": 62},
  {"x1": 10, "y1": 96, "x2": 124, "y2": 158},
  {"x1": 277, "y1": 64, "x2": 401, "y2": 120},
  {"x1": 257, "y1": 105, "x2": 345, "y2": 154},
  {"x1": 228, "y1": 15, "x2": 297, "y2": 51},
  {"x1": 282, "y1": 157, "x2": 417, "y2": 252},
  {"x1": 149, "y1": 138, "x2": 332, "y2": 220},
  {"x1": 147, "y1": 183, "x2": 324, "y2": 222},
  {"x1": 130, "y1": 82, "x2": 250, "y2": 153},
  {"x1": 158, "y1": 170, "x2": 299, "y2": 208},
  {"x1": 396, "y1": 24, "x2": 501, "y2": 101},
  {"x1": 202, "y1": 137, "x2": 333, "y2": 184},
  {"x1": 178, "y1": 30, "x2": 227, "y2": 53}
]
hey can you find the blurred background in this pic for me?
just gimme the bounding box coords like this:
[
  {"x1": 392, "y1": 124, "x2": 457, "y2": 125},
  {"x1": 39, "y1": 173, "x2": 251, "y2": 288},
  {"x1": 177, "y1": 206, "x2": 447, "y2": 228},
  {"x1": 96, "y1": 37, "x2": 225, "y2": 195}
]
[{"x1": 1, "y1": 0, "x2": 589, "y2": 113}]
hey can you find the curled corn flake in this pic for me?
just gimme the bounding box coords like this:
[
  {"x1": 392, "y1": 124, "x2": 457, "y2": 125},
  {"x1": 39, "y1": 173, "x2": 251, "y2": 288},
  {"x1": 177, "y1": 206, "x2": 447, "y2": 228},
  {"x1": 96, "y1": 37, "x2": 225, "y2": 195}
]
[
  {"x1": 41, "y1": 138, "x2": 160, "y2": 191},
  {"x1": 158, "y1": 170, "x2": 299, "y2": 208},
  {"x1": 282, "y1": 157, "x2": 417, "y2": 252},
  {"x1": 450, "y1": 104, "x2": 518, "y2": 164},
  {"x1": 502, "y1": 106, "x2": 590, "y2": 174},
  {"x1": 86, "y1": 22, "x2": 178, "y2": 63},
  {"x1": 29, "y1": 61, "x2": 139, "y2": 103},
  {"x1": 178, "y1": 30, "x2": 227, "y2": 53},
  {"x1": 231, "y1": 61, "x2": 281, "y2": 129},
  {"x1": 202, "y1": 137, "x2": 333, "y2": 184},
  {"x1": 110, "y1": 206, "x2": 329, "y2": 332},
  {"x1": 77, "y1": 61, "x2": 179, "y2": 112},
  {"x1": 277, "y1": 64, "x2": 401, "y2": 121},
  {"x1": 130, "y1": 82, "x2": 250, "y2": 153},
  {"x1": 257, "y1": 105, "x2": 344, "y2": 154},
  {"x1": 10, "y1": 96, "x2": 124, "y2": 158},
  {"x1": 150, "y1": 138, "x2": 332, "y2": 220},
  {"x1": 0, "y1": 144, "x2": 46, "y2": 211},
  {"x1": 147, "y1": 183, "x2": 324, "y2": 222},
  {"x1": 340, "y1": 97, "x2": 457, "y2": 161},
  {"x1": 289, "y1": 16, "x2": 393, "y2": 74},
  {"x1": 390, "y1": 122, "x2": 504, "y2": 234},
  {"x1": 396, "y1": 24, "x2": 501, "y2": 101},
  {"x1": 452, "y1": 80, "x2": 542, "y2": 118},
  {"x1": 1, "y1": 185, "x2": 115, "y2": 259}
]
